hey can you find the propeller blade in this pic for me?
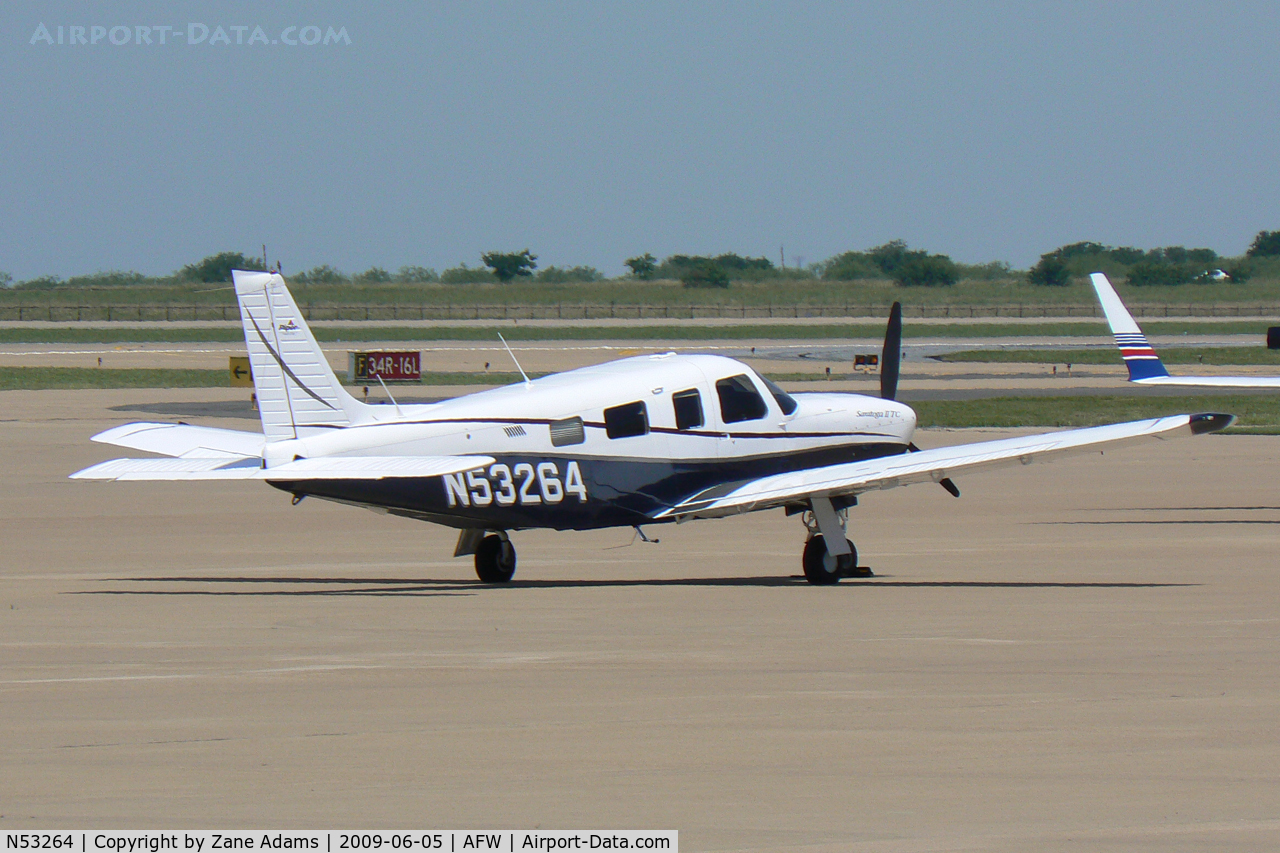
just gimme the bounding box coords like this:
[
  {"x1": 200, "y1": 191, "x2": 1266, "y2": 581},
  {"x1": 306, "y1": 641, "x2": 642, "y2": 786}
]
[
  {"x1": 880, "y1": 301, "x2": 902, "y2": 400},
  {"x1": 907, "y1": 442, "x2": 959, "y2": 497}
]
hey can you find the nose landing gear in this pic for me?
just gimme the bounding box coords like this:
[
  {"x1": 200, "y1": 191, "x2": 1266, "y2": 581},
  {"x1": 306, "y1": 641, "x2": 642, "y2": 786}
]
[{"x1": 474, "y1": 532, "x2": 517, "y2": 583}]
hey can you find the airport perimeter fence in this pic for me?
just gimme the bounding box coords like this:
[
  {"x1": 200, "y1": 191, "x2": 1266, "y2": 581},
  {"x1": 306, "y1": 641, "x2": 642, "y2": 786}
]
[{"x1": 4, "y1": 302, "x2": 1280, "y2": 322}]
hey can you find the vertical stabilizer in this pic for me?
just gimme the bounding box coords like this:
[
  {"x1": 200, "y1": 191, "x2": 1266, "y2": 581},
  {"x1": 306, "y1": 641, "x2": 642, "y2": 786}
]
[
  {"x1": 232, "y1": 270, "x2": 366, "y2": 440},
  {"x1": 1089, "y1": 272, "x2": 1170, "y2": 382}
]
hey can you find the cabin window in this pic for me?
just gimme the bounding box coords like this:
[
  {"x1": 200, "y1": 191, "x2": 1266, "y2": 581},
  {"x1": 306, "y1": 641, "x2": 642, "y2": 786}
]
[
  {"x1": 672, "y1": 388, "x2": 704, "y2": 430},
  {"x1": 549, "y1": 416, "x2": 585, "y2": 447},
  {"x1": 716, "y1": 374, "x2": 768, "y2": 423},
  {"x1": 760, "y1": 375, "x2": 798, "y2": 415},
  {"x1": 604, "y1": 401, "x2": 648, "y2": 439}
]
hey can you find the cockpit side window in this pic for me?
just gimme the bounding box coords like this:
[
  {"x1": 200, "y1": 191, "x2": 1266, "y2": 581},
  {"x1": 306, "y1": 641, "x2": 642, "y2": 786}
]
[
  {"x1": 759, "y1": 375, "x2": 798, "y2": 415},
  {"x1": 672, "y1": 388, "x2": 704, "y2": 430},
  {"x1": 715, "y1": 374, "x2": 768, "y2": 424},
  {"x1": 603, "y1": 400, "x2": 649, "y2": 438}
]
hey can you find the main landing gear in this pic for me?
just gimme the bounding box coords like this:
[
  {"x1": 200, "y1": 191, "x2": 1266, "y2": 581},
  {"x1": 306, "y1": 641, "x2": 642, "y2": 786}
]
[
  {"x1": 474, "y1": 532, "x2": 517, "y2": 583},
  {"x1": 802, "y1": 534, "x2": 857, "y2": 584},
  {"x1": 801, "y1": 497, "x2": 872, "y2": 585}
]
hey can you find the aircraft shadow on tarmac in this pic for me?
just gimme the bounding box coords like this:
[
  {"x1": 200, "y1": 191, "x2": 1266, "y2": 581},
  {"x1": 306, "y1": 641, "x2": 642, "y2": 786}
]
[
  {"x1": 1049, "y1": 520, "x2": 1280, "y2": 525},
  {"x1": 74, "y1": 575, "x2": 1196, "y2": 597},
  {"x1": 1042, "y1": 506, "x2": 1280, "y2": 526},
  {"x1": 111, "y1": 401, "x2": 260, "y2": 420}
]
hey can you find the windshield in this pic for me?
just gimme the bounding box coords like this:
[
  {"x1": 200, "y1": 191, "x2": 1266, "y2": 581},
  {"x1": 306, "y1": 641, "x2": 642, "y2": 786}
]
[
  {"x1": 759, "y1": 375, "x2": 798, "y2": 415},
  {"x1": 715, "y1": 374, "x2": 768, "y2": 423}
]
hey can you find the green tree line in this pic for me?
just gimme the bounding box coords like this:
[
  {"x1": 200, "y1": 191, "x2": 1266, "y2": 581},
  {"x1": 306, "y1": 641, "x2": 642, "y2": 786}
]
[{"x1": 8, "y1": 231, "x2": 1280, "y2": 291}]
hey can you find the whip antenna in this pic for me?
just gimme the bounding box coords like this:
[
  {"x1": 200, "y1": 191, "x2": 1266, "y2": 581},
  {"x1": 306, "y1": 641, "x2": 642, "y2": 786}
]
[
  {"x1": 373, "y1": 373, "x2": 403, "y2": 417},
  {"x1": 498, "y1": 333, "x2": 532, "y2": 388}
]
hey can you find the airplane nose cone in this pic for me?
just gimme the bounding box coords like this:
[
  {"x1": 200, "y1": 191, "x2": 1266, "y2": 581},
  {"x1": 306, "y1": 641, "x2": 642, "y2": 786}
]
[{"x1": 901, "y1": 403, "x2": 918, "y2": 436}]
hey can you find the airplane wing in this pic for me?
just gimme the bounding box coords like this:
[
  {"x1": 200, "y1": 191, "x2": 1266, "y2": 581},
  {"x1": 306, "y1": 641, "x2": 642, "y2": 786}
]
[
  {"x1": 91, "y1": 422, "x2": 266, "y2": 459},
  {"x1": 71, "y1": 454, "x2": 496, "y2": 482},
  {"x1": 655, "y1": 413, "x2": 1233, "y2": 519}
]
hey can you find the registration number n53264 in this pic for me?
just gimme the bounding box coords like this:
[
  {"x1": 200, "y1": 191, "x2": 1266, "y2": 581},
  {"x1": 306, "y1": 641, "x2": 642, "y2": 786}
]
[{"x1": 443, "y1": 460, "x2": 587, "y2": 508}]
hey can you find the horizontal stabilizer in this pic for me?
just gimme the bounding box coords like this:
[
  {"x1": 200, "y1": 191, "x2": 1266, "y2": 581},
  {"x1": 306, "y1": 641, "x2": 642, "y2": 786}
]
[
  {"x1": 657, "y1": 413, "x2": 1234, "y2": 519},
  {"x1": 71, "y1": 457, "x2": 262, "y2": 480},
  {"x1": 92, "y1": 422, "x2": 265, "y2": 459}
]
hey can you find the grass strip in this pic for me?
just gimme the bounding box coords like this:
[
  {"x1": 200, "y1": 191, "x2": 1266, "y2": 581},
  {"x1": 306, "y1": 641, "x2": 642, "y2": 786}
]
[
  {"x1": 0, "y1": 328, "x2": 242, "y2": 344},
  {"x1": 912, "y1": 394, "x2": 1280, "y2": 432},
  {"x1": 0, "y1": 320, "x2": 1276, "y2": 345},
  {"x1": 937, "y1": 347, "x2": 1280, "y2": 366},
  {"x1": 0, "y1": 367, "x2": 227, "y2": 390}
]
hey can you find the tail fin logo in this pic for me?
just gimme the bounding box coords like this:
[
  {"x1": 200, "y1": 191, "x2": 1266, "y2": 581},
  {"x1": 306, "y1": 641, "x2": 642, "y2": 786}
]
[
  {"x1": 277, "y1": 319, "x2": 301, "y2": 333},
  {"x1": 1114, "y1": 332, "x2": 1159, "y2": 361},
  {"x1": 1113, "y1": 331, "x2": 1170, "y2": 381}
]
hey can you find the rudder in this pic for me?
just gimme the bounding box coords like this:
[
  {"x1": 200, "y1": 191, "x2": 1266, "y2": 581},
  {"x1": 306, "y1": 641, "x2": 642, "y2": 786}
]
[{"x1": 232, "y1": 270, "x2": 366, "y2": 440}]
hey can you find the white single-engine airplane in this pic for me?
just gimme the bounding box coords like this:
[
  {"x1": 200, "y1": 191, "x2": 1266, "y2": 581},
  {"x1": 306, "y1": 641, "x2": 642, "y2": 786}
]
[
  {"x1": 1090, "y1": 271, "x2": 1280, "y2": 388},
  {"x1": 72, "y1": 271, "x2": 1234, "y2": 584}
]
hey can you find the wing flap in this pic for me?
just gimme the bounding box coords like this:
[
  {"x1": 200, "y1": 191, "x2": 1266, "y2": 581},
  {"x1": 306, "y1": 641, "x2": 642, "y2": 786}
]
[
  {"x1": 260, "y1": 455, "x2": 496, "y2": 480},
  {"x1": 658, "y1": 413, "x2": 1233, "y2": 519},
  {"x1": 73, "y1": 454, "x2": 497, "y2": 482},
  {"x1": 91, "y1": 422, "x2": 265, "y2": 459}
]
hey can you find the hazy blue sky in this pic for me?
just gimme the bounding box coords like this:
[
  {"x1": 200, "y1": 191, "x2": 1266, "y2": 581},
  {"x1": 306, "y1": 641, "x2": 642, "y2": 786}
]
[{"x1": 3, "y1": 1, "x2": 1278, "y2": 280}]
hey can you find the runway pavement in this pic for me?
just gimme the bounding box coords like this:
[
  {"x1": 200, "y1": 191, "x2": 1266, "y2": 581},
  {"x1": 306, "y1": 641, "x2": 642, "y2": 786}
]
[
  {"x1": 8, "y1": 336, "x2": 1280, "y2": 404},
  {"x1": 2, "y1": 389, "x2": 1279, "y2": 850}
]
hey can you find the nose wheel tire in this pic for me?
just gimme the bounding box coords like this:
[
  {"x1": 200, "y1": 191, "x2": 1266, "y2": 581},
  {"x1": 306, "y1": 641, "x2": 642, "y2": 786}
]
[
  {"x1": 475, "y1": 534, "x2": 517, "y2": 583},
  {"x1": 802, "y1": 534, "x2": 857, "y2": 585}
]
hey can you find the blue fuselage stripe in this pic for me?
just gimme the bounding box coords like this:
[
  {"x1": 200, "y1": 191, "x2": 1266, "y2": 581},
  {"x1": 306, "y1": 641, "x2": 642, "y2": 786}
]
[{"x1": 269, "y1": 440, "x2": 906, "y2": 531}]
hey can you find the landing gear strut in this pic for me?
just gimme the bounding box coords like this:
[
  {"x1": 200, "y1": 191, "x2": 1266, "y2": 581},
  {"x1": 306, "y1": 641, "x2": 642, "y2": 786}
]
[
  {"x1": 474, "y1": 533, "x2": 517, "y2": 583},
  {"x1": 800, "y1": 497, "x2": 872, "y2": 584}
]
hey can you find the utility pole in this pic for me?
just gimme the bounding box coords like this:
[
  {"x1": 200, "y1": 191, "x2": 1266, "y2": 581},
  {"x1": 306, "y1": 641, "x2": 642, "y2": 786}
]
[{"x1": 780, "y1": 244, "x2": 785, "y2": 269}]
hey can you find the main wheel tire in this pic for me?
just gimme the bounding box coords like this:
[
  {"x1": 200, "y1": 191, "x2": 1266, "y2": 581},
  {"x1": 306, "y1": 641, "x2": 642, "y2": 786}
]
[
  {"x1": 474, "y1": 534, "x2": 516, "y2": 583},
  {"x1": 802, "y1": 534, "x2": 857, "y2": 585}
]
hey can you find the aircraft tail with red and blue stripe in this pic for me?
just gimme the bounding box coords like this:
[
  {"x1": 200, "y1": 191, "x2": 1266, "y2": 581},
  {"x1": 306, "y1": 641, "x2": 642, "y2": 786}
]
[{"x1": 1089, "y1": 273, "x2": 1171, "y2": 383}]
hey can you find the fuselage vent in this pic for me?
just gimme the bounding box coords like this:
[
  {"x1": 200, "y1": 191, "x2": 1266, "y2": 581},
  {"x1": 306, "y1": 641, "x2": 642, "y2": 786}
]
[{"x1": 503, "y1": 425, "x2": 527, "y2": 438}]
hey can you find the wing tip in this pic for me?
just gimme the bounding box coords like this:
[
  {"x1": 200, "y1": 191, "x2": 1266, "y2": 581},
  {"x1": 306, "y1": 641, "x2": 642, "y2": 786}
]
[{"x1": 1189, "y1": 412, "x2": 1236, "y2": 435}]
